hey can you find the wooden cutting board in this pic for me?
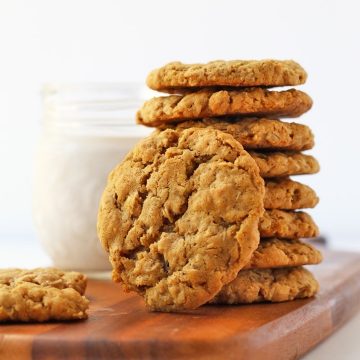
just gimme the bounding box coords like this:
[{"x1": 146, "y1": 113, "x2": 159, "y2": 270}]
[{"x1": 1, "y1": 249, "x2": 360, "y2": 360}]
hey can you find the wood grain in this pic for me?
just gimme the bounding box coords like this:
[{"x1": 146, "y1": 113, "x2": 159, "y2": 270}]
[{"x1": 1, "y1": 250, "x2": 360, "y2": 360}]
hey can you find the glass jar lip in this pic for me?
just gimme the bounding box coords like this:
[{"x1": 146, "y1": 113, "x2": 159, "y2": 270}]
[
  {"x1": 42, "y1": 82, "x2": 155, "y2": 111},
  {"x1": 42, "y1": 82, "x2": 146, "y2": 95},
  {"x1": 41, "y1": 82, "x2": 154, "y2": 137}
]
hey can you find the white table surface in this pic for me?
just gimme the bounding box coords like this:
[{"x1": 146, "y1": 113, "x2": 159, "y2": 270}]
[{"x1": 1, "y1": 236, "x2": 360, "y2": 359}]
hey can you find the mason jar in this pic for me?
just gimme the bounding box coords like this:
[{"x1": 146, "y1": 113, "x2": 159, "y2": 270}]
[{"x1": 33, "y1": 84, "x2": 152, "y2": 271}]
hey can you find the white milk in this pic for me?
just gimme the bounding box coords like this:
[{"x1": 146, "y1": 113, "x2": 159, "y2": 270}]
[{"x1": 33, "y1": 84, "x2": 152, "y2": 271}]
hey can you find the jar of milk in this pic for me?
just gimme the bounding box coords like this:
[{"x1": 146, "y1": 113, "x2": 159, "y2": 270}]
[{"x1": 33, "y1": 84, "x2": 152, "y2": 271}]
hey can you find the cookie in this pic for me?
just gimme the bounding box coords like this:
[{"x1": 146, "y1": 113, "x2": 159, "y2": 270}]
[
  {"x1": 170, "y1": 118, "x2": 314, "y2": 151},
  {"x1": 97, "y1": 128, "x2": 265, "y2": 312},
  {"x1": 250, "y1": 151, "x2": 319, "y2": 178},
  {"x1": 0, "y1": 283, "x2": 89, "y2": 322},
  {"x1": 259, "y1": 210, "x2": 319, "y2": 239},
  {"x1": 244, "y1": 238, "x2": 322, "y2": 270},
  {"x1": 211, "y1": 267, "x2": 318, "y2": 304},
  {"x1": 0, "y1": 268, "x2": 89, "y2": 322},
  {"x1": 136, "y1": 88, "x2": 312, "y2": 126},
  {"x1": 146, "y1": 60, "x2": 307, "y2": 93},
  {"x1": 0, "y1": 268, "x2": 87, "y2": 295},
  {"x1": 265, "y1": 178, "x2": 319, "y2": 210}
]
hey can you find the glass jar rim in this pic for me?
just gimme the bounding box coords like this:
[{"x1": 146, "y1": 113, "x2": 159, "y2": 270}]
[
  {"x1": 41, "y1": 82, "x2": 153, "y2": 137},
  {"x1": 42, "y1": 82, "x2": 146, "y2": 95}
]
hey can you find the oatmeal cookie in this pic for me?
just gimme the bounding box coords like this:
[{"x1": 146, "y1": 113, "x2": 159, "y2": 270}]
[
  {"x1": 211, "y1": 267, "x2": 318, "y2": 304},
  {"x1": 245, "y1": 238, "x2": 322, "y2": 270},
  {"x1": 0, "y1": 268, "x2": 89, "y2": 322},
  {"x1": 250, "y1": 151, "x2": 319, "y2": 178},
  {"x1": 147, "y1": 60, "x2": 307, "y2": 93},
  {"x1": 259, "y1": 210, "x2": 319, "y2": 239},
  {"x1": 265, "y1": 178, "x2": 319, "y2": 210},
  {"x1": 171, "y1": 118, "x2": 314, "y2": 151},
  {"x1": 0, "y1": 268, "x2": 87, "y2": 295},
  {"x1": 137, "y1": 88, "x2": 312, "y2": 126},
  {"x1": 97, "y1": 128, "x2": 264, "y2": 311}
]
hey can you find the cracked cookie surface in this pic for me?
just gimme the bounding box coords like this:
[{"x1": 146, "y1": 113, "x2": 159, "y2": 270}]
[
  {"x1": 264, "y1": 178, "x2": 319, "y2": 210},
  {"x1": 259, "y1": 210, "x2": 319, "y2": 239},
  {"x1": 137, "y1": 88, "x2": 312, "y2": 126},
  {"x1": 147, "y1": 60, "x2": 307, "y2": 93},
  {"x1": 211, "y1": 267, "x2": 318, "y2": 304},
  {"x1": 97, "y1": 128, "x2": 265, "y2": 312},
  {"x1": 245, "y1": 238, "x2": 322, "y2": 270},
  {"x1": 0, "y1": 268, "x2": 89, "y2": 322},
  {"x1": 166, "y1": 118, "x2": 314, "y2": 151}
]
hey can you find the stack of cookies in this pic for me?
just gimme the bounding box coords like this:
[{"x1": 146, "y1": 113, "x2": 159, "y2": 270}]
[{"x1": 98, "y1": 59, "x2": 321, "y2": 312}]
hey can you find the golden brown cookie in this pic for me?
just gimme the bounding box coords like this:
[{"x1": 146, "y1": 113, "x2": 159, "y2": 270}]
[
  {"x1": 147, "y1": 60, "x2": 307, "y2": 93},
  {"x1": 250, "y1": 151, "x2": 319, "y2": 178},
  {"x1": 265, "y1": 178, "x2": 319, "y2": 210},
  {"x1": 244, "y1": 238, "x2": 322, "y2": 270},
  {"x1": 0, "y1": 268, "x2": 89, "y2": 322},
  {"x1": 97, "y1": 128, "x2": 265, "y2": 312},
  {"x1": 211, "y1": 267, "x2": 318, "y2": 304},
  {"x1": 137, "y1": 88, "x2": 312, "y2": 126},
  {"x1": 0, "y1": 268, "x2": 87, "y2": 295},
  {"x1": 260, "y1": 210, "x2": 319, "y2": 239},
  {"x1": 170, "y1": 118, "x2": 314, "y2": 151}
]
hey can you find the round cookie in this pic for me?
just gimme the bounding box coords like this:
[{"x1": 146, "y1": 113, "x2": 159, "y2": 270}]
[
  {"x1": 244, "y1": 238, "x2": 322, "y2": 270},
  {"x1": 170, "y1": 118, "x2": 315, "y2": 151},
  {"x1": 97, "y1": 128, "x2": 265, "y2": 312},
  {"x1": 146, "y1": 60, "x2": 307, "y2": 93},
  {"x1": 210, "y1": 267, "x2": 319, "y2": 304},
  {"x1": 250, "y1": 152, "x2": 319, "y2": 178},
  {"x1": 0, "y1": 283, "x2": 89, "y2": 322},
  {"x1": 0, "y1": 268, "x2": 89, "y2": 322},
  {"x1": 136, "y1": 88, "x2": 313, "y2": 126},
  {"x1": 0, "y1": 268, "x2": 87, "y2": 295},
  {"x1": 259, "y1": 210, "x2": 319, "y2": 239},
  {"x1": 264, "y1": 178, "x2": 319, "y2": 210}
]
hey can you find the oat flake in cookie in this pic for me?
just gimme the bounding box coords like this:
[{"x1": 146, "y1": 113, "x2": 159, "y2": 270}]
[{"x1": 97, "y1": 128, "x2": 265, "y2": 312}]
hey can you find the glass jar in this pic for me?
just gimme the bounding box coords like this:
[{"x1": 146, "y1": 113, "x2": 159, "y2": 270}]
[{"x1": 33, "y1": 84, "x2": 152, "y2": 271}]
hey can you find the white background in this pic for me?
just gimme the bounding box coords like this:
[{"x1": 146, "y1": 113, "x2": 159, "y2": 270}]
[{"x1": 0, "y1": 0, "x2": 359, "y2": 247}]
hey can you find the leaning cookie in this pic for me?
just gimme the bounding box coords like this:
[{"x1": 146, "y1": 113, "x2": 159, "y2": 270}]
[
  {"x1": 244, "y1": 238, "x2": 322, "y2": 270},
  {"x1": 147, "y1": 60, "x2": 307, "y2": 93},
  {"x1": 97, "y1": 128, "x2": 265, "y2": 312},
  {"x1": 210, "y1": 267, "x2": 318, "y2": 304},
  {"x1": 137, "y1": 88, "x2": 312, "y2": 126}
]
